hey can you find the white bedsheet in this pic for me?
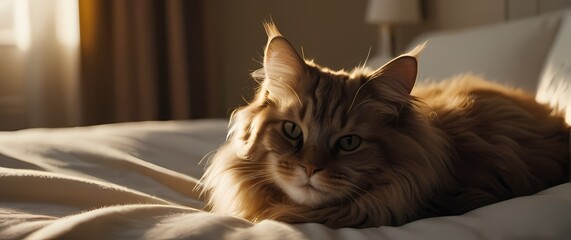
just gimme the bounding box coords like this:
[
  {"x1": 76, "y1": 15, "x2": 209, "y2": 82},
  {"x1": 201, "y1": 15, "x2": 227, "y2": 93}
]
[{"x1": 0, "y1": 120, "x2": 570, "y2": 240}]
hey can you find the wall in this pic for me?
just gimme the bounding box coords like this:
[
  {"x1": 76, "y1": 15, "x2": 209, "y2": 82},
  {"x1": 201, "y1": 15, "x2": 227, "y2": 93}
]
[
  {"x1": 394, "y1": 0, "x2": 571, "y2": 54},
  {"x1": 202, "y1": 0, "x2": 376, "y2": 117}
]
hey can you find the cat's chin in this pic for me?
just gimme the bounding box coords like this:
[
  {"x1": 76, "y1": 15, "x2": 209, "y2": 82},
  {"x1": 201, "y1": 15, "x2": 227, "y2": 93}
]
[
  {"x1": 275, "y1": 175, "x2": 331, "y2": 207},
  {"x1": 284, "y1": 185, "x2": 328, "y2": 207}
]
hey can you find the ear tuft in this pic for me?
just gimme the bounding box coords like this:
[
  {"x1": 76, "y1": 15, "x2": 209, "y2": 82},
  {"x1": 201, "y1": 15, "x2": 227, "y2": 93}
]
[
  {"x1": 405, "y1": 42, "x2": 427, "y2": 59},
  {"x1": 263, "y1": 22, "x2": 282, "y2": 40}
]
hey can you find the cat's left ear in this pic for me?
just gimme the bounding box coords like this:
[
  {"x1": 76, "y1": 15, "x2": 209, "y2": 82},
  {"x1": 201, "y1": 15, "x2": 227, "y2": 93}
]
[{"x1": 367, "y1": 43, "x2": 425, "y2": 97}]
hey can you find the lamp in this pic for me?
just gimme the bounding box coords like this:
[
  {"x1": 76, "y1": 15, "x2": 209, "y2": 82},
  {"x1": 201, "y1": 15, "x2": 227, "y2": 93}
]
[{"x1": 366, "y1": 0, "x2": 421, "y2": 67}]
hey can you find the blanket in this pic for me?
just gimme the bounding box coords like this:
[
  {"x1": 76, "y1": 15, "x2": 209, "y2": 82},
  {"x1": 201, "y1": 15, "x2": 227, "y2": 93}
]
[{"x1": 1, "y1": 120, "x2": 570, "y2": 240}]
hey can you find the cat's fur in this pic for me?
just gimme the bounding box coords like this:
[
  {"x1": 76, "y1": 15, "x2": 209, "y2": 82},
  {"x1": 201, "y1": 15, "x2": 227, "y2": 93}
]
[{"x1": 200, "y1": 23, "x2": 569, "y2": 228}]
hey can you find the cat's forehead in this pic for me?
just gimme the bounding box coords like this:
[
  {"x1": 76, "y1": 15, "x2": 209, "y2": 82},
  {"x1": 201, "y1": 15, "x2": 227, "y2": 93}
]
[
  {"x1": 279, "y1": 68, "x2": 365, "y2": 127},
  {"x1": 305, "y1": 60, "x2": 374, "y2": 79},
  {"x1": 310, "y1": 66, "x2": 366, "y2": 96}
]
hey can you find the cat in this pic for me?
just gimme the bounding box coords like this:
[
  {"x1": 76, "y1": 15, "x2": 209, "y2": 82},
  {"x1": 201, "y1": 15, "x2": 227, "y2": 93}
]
[{"x1": 199, "y1": 23, "x2": 570, "y2": 228}]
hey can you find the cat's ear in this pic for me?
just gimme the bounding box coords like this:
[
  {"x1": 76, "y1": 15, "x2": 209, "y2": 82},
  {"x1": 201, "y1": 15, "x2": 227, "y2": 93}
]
[
  {"x1": 264, "y1": 36, "x2": 305, "y2": 80},
  {"x1": 261, "y1": 23, "x2": 306, "y2": 102},
  {"x1": 366, "y1": 43, "x2": 425, "y2": 98},
  {"x1": 369, "y1": 56, "x2": 417, "y2": 95}
]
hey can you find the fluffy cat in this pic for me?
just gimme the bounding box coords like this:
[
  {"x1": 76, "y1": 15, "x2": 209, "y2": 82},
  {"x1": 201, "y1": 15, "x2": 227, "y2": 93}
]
[{"x1": 200, "y1": 23, "x2": 569, "y2": 228}]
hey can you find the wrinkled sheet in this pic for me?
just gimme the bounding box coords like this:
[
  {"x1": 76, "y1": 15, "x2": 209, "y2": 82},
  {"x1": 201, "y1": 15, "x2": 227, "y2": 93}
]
[{"x1": 0, "y1": 120, "x2": 570, "y2": 240}]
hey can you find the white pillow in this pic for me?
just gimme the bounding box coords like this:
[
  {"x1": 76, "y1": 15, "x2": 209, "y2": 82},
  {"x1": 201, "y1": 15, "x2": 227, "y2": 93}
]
[
  {"x1": 536, "y1": 10, "x2": 571, "y2": 125},
  {"x1": 411, "y1": 10, "x2": 564, "y2": 92}
]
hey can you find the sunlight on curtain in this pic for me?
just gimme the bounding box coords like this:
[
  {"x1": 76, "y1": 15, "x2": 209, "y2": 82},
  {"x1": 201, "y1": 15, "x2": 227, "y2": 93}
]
[
  {"x1": 55, "y1": 0, "x2": 81, "y2": 127},
  {"x1": 14, "y1": 0, "x2": 30, "y2": 51},
  {"x1": 0, "y1": 0, "x2": 29, "y2": 50},
  {"x1": 56, "y1": 0, "x2": 80, "y2": 48},
  {"x1": 23, "y1": 0, "x2": 81, "y2": 128}
]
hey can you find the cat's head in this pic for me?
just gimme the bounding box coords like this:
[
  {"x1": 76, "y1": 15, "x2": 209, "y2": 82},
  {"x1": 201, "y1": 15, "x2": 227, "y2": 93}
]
[{"x1": 222, "y1": 23, "x2": 434, "y2": 209}]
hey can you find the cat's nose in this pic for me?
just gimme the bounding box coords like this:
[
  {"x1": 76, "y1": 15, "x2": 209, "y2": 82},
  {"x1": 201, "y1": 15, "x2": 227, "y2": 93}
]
[{"x1": 299, "y1": 163, "x2": 323, "y2": 177}]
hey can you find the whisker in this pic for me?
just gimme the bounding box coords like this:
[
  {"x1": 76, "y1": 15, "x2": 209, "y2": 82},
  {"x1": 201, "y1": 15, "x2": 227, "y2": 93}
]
[
  {"x1": 342, "y1": 181, "x2": 384, "y2": 204},
  {"x1": 242, "y1": 178, "x2": 275, "y2": 193},
  {"x1": 363, "y1": 45, "x2": 373, "y2": 68}
]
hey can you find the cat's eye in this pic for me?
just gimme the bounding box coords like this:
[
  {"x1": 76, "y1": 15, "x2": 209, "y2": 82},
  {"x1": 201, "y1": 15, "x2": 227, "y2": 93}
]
[
  {"x1": 338, "y1": 135, "x2": 361, "y2": 151},
  {"x1": 283, "y1": 121, "x2": 302, "y2": 139}
]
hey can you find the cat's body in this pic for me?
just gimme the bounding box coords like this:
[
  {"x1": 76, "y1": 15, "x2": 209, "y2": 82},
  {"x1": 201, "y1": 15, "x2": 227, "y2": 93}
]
[
  {"x1": 200, "y1": 23, "x2": 569, "y2": 228},
  {"x1": 413, "y1": 76, "x2": 568, "y2": 218}
]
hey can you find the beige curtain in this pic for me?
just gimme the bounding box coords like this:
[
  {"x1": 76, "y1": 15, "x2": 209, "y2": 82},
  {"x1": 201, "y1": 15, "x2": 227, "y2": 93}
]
[
  {"x1": 79, "y1": 0, "x2": 217, "y2": 126},
  {"x1": 0, "y1": 0, "x2": 81, "y2": 129}
]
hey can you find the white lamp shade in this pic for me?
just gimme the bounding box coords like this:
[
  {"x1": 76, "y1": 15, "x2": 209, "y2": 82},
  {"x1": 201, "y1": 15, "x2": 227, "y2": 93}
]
[{"x1": 366, "y1": 0, "x2": 421, "y2": 24}]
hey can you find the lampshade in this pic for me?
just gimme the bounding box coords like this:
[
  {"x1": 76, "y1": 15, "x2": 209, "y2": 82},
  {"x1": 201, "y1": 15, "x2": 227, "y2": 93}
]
[{"x1": 366, "y1": 0, "x2": 421, "y2": 24}]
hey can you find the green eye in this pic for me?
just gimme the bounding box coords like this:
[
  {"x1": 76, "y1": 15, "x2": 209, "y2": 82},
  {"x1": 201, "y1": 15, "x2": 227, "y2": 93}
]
[
  {"x1": 338, "y1": 135, "x2": 361, "y2": 151},
  {"x1": 283, "y1": 121, "x2": 302, "y2": 139}
]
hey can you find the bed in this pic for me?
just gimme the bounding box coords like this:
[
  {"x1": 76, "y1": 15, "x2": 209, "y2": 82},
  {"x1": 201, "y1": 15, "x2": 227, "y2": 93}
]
[{"x1": 2, "y1": 9, "x2": 571, "y2": 240}]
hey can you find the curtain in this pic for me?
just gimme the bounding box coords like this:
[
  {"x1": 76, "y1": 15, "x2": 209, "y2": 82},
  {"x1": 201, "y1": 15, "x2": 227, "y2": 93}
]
[
  {"x1": 78, "y1": 0, "x2": 215, "y2": 126},
  {"x1": 0, "y1": 0, "x2": 81, "y2": 129}
]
